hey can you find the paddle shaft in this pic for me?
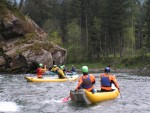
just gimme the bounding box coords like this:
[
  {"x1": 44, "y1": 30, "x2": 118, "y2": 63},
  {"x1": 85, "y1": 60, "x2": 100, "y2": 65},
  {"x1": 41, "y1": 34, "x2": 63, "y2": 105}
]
[
  {"x1": 66, "y1": 96, "x2": 70, "y2": 99},
  {"x1": 119, "y1": 91, "x2": 122, "y2": 98},
  {"x1": 62, "y1": 95, "x2": 70, "y2": 102}
]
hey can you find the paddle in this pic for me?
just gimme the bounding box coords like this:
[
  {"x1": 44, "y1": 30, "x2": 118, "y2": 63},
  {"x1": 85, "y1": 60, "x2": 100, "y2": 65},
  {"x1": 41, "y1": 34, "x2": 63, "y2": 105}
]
[
  {"x1": 66, "y1": 76, "x2": 70, "y2": 81},
  {"x1": 65, "y1": 73, "x2": 70, "y2": 81},
  {"x1": 119, "y1": 89, "x2": 122, "y2": 98},
  {"x1": 62, "y1": 96, "x2": 70, "y2": 102}
]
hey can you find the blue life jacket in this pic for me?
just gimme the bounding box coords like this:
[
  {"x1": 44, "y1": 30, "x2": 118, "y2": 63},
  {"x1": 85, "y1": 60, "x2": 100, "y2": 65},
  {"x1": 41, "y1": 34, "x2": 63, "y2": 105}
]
[
  {"x1": 71, "y1": 67, "x2": 76, "y2": 72},
  {"x1": 101, "y1": 75, "x2": 111, "y2": 87},
  {"x1": 81, "y1": 75, "x2": 93, "y2": 89}
]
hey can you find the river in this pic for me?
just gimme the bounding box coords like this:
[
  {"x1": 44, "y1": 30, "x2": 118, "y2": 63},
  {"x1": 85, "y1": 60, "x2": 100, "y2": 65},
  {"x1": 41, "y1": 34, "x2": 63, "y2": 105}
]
[{"x1": 0, "y1": 73, "x2": 150, "y2": 113}]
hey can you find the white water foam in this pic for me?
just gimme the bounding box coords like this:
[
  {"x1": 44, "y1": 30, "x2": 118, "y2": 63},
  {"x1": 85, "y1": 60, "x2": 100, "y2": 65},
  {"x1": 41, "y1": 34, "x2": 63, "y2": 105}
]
[
  {"x1": 50, "y1": 98, "x2": 62, "y2": 103},
  {"x1": 42, "y1": 99, "x2": 62, "y2": 104},
  {"x1": 0, "y1": 76, "x2": 4, "y2": 78},
  {"x1": 0, "y1": 101, "x2": 19, "y2": 112}
]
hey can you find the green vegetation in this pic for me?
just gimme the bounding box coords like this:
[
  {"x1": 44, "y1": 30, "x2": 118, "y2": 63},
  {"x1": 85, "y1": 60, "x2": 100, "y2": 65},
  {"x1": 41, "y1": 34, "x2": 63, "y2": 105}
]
[
  {"x1": 25, "y1": 33, "x2": 36, "y2": 40},
  {"x1": 42, "y1": 42, "x2": 54, "y2": 51},
  {"x1": 22, "y1": 0, "x2": 150, "y2": 65},
  {"x1": 16, "y1": 49, "x2": 23, "y2": 55},
  {"x1": 1, "y1": 0, "x2": 150, "y2": 71},
  {"x1": 0, "y1": 48, "x2": 4, "y2": 56},
  {"x1": 66, "y1": 62, "x2": 106, "y2": 70},
  {"x1": 25, "y1": 42, "x2": 53, "y2": 53},
  {"x1": 14, "y1": 33, "x2": 35, "y2": 46},
  {"x1": 15, "y1": 38, "x2": 27, "y2": 46},
  {"x1": 48, "y1": 31, "x2": 63, "y2": 47},
  {"x1": 66, "y1": 55, "x2": 150, "y2": 70}
]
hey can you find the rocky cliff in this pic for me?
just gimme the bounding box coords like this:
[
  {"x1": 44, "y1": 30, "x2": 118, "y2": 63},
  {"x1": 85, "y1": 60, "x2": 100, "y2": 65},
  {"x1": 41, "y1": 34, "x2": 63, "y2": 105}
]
[{"x1": 0, "y1": 7, "x2": 67, "y2": 73}]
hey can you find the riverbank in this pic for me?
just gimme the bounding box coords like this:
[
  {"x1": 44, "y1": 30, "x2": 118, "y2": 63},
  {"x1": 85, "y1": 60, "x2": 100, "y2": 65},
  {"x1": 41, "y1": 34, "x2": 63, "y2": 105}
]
[
  {"x1": 67, "y1": 56, "x2": 150, "y2": 75},
  {"x1": 89, "y1": 67, "x2": 150, "y2": 73},
  {"x1": 75, "y1": 66, "x2": 150, "y2": 76}
]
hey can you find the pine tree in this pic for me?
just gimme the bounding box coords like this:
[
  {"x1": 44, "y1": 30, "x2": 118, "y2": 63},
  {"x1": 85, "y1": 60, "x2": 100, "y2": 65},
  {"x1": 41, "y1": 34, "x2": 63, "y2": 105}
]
[{"x1": 144, "y1": 0, "x2": 150, "y2": 48}]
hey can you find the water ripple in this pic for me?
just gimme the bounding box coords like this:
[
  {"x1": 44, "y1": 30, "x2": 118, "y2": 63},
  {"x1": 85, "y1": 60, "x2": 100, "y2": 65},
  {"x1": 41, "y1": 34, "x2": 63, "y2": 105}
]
[{"x1": 0, "y1": 73, "x2": 150, "y2": 113}]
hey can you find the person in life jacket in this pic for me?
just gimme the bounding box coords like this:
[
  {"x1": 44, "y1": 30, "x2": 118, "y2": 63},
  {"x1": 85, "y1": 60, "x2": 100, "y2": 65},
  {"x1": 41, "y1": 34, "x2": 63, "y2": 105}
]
[
  {"x1": 60, "y1": 65, "x2": 67, "y2": 74},
  {"x1": 51, "y1": 65, "x2": 66, "y2": 79},
  {"x1": 76, "y1": 66, "x2": 96, "y2": 93},
  {"x1": 100, "y1": 67, "x2": 120, "y2": 92},
  {"x1": 70, "y1": 65, "x2": 76, "y2": 73},
  {"x1": 36, "y1": 63, "x2": 47, "y2": 78},
  {"x1": 51, "y1": 65, "x2": 58, "y2": 73}
]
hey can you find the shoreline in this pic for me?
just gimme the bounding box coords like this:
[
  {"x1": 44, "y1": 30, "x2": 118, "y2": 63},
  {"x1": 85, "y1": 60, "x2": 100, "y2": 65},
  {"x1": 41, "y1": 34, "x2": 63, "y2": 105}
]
[{"x1": 76, "y1": 67, "x2": 150, "y2": 75}]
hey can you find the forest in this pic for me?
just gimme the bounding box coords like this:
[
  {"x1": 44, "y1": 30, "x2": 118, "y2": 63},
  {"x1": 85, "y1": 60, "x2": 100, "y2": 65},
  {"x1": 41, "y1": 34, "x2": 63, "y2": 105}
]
[{"x1": 1, "y1": 0, "x2": 150, "y2": 67}]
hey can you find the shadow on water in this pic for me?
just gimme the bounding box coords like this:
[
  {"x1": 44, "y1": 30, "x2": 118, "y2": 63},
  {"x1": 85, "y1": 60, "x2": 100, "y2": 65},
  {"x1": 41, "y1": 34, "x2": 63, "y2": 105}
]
[{"x1": 68, "y1": 101, "x2": 92, "y2": 108}]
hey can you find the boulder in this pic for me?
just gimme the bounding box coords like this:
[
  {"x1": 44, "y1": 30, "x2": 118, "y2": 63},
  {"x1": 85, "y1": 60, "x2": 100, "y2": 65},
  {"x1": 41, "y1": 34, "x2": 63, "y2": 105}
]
[{"x1": 0, "y1": 10, "x2": 67, "y2": 73}]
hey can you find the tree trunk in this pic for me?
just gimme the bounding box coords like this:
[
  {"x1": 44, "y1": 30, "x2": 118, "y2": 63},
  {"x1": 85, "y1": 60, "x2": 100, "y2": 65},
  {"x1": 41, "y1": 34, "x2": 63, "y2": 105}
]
[
  {"x1": 85, "y1": 10, "x2": 88, "y2": 57},
  {"x1": 19, "y1": 0, "x2": 24, "y2": 11}
]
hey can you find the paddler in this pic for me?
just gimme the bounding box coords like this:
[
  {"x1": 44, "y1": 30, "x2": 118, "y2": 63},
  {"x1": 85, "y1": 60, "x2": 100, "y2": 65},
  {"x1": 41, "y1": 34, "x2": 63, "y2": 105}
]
[
  {"x1": 51, "y1": 65, "x2": 66, "y2": 79},
  {"x1": 99, "y1": 67, "x2": 120, "y2": 92},
  {"x1": 75, "y1": 66, "x2": 96, "y2": 93},
  {"x1": 36, "y1": 63, "x2": 47, "y2": 78}
]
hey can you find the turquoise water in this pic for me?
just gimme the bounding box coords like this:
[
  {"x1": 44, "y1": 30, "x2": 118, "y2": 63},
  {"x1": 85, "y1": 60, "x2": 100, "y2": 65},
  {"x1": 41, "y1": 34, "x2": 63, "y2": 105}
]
[{"x1": 0, "y1": 73, "x2": 150, "y2": 113}]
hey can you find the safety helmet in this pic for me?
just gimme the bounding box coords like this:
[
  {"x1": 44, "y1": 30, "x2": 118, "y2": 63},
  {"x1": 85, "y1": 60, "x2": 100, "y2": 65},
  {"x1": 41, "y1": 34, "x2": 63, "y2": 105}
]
[
  {"x1": 54, "y1": 65, "x2": 57, "y2": 67},
  {"x1": 60, "y1": 66, "x2": 64, "y2": 69},
  {"x1": 82, "y1": 66, "x2": 88, "y2": 73},
  {"x1": 105, "y1": 67, "x2": 110, "y2": 73},
  {"x1": 39, "y1": 63, "x2": 43, "y2": 67}
]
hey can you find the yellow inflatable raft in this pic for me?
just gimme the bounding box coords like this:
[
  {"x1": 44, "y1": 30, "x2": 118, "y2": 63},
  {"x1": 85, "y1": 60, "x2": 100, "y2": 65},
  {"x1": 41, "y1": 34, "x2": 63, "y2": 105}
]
[
  {"x1": 70, "y1": 89, "x2": 119, "y2": 104},
  {"x1": 24, "y1": 75, "x2": 79, "y2": 82}
]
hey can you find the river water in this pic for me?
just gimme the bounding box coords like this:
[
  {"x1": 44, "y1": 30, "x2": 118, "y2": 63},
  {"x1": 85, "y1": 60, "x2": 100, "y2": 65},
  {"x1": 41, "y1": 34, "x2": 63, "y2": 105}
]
[{"x1": 0, "y1": 73, "x2": 150, "y2": 113}]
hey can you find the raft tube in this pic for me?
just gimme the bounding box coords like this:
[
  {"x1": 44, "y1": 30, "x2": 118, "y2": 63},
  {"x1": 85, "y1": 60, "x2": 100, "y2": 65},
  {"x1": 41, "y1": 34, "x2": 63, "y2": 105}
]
[
  {"x1": 70, "y1": 88, "x2": 119, "y2": 104},
  {"x1": 24, "y1": 75, "x2": 79, "y2": 82}
]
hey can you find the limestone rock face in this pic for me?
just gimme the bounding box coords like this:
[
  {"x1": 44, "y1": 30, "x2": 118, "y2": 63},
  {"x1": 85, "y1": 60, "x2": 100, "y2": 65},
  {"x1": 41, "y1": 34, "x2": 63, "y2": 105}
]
[{"x1": 0, "y1": 11, "x2": 67, "y2": 73}]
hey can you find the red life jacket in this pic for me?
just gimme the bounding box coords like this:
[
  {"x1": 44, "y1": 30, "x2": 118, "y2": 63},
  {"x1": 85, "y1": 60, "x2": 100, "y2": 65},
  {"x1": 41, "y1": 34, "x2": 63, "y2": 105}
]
[{"x1": 36, "y1": 68, "x2": 44, "y2": 77}]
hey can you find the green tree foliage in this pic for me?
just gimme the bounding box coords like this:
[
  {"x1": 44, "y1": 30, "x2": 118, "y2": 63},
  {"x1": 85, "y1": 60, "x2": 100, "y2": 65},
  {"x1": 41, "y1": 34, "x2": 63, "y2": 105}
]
[
  {"x1": 88, "y1": 17, "x2": 102, "y2": 59},
  {"x1": 21, "y1": 0, "x2": 149, "y2": 63},
  {"x1": 134, "y1": 0, "x2": 144, "y2": 49},
  {"x1": 0, "y1": 0, "x2": 16, "y2": 11},
  {"x1": 48, "y1": 31, "x2": 62, "y2": 46},
  {"x1": 42, "y1": 0, "x2": 62, "y2": 33},
  {"x1": 144, "y1": 0, "x2": 150, "y2": 48},
  {"x1": 66, "y1": 19, "x2": 82, "y2": 62},
  {"x1": 102, "y1": 0, "x2": 135, "y2": 57},
  {"x1": 23, "y1": 0, "x2": 52, "y2": 27}
]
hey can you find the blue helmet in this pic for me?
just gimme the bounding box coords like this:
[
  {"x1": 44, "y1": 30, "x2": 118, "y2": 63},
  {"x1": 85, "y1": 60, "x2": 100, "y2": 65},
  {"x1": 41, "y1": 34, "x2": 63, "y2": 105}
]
[{"x1": 105, "y1": 67, "x2": 110, "y2": 73}]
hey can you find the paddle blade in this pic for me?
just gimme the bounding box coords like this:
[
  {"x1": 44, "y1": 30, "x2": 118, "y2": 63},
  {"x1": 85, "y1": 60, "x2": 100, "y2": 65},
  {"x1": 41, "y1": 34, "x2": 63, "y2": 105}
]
[{"x1": 62, "y1": 96, "x2": 70, "y2": 103}]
